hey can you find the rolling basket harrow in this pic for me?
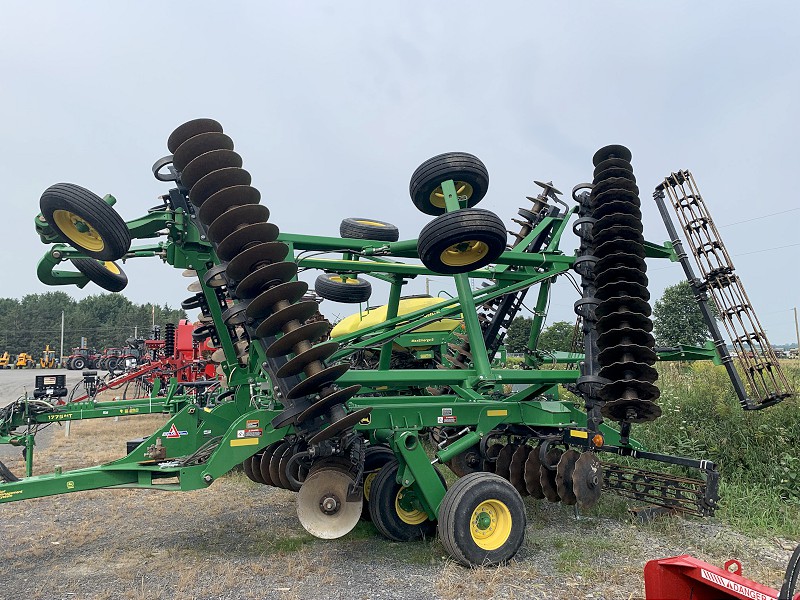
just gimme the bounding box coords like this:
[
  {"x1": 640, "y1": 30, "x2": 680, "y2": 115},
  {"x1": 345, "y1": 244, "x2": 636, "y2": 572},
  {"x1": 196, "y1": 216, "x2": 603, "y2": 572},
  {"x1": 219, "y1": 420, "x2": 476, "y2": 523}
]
[{"x1": 0, "y1": 119, "x2": 794, "y2": 570}]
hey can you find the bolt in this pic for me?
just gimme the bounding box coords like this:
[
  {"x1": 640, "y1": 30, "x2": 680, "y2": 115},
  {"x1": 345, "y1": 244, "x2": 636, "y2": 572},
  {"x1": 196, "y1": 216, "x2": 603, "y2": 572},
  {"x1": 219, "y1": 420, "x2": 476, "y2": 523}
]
[
  {"x1": 52, "y1": 250, "x2": 62, "y2": 259},
  {"x1": 188, "y1": 407, "x2": 196, "y2": 414},
  {"x1": 203, "y1": 474, "x2": 213, "y2": 484}
]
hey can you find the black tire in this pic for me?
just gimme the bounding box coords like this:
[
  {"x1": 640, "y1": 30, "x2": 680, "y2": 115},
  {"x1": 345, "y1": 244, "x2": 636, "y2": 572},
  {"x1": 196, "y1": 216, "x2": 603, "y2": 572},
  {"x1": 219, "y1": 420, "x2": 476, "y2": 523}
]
[
  {"x1": 409, "y1": 152, "x2": 489, "y2": 216},
  {"x1": 417, "y1": 208, "x2": 507, "y2": 274},
  {"x1": 71, "y1": 356, "x2": 86, "y2": 370},
  {"x1": 315, "y1": 273, "x2": 372, "y2": 304},
  {"x1": 40, "y1": 183, "x2": 131, "y2": 261},
  {"x1": 71, "y1": 258, "x2": 128, "y2": 292},
  {"x1": 361, "y1": 445, "x2": 396, "y2": 521},
  {"x1": 97, "y1": 358, "x2": 107, "y2": 371},
  {"x1": 438, "y1": 472, "x2": 526, "y2": 567},
  {"x1": 368, "y1": 460, "x2": 443, "y2": 541},
  {"x1": 340, "y1": 218, "x2": 399, "y2": 242}
]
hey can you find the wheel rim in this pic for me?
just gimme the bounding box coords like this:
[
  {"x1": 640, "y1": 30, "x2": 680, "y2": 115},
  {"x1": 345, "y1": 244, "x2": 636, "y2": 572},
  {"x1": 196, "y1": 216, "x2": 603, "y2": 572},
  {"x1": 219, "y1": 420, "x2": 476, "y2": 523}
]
[
  {"x1": 330, "y1": 275, "x2": 360, "y2": 285},
  {"x1": 470, "y1": 499, "x2": 512, "y2": 550},
  {"x1": 363, "y1": 471, "x2": 379, "y2": 500},
  {"x1": 52, "y1": 210, "x2": 105, "y2": 252},
  {"x1": 395, "y1": 487, "x2": 428, "y2": 525},
  {"x1": 440, "y1": 240, "x2": 489, "y2": 267},
  {"x1": 355, "y1": 219, "x2": 386, "y2": 228},
  {"x1": 103, "y1": 261, "x2": 121, "y2": 274},
  {"x1": 430, "y1": 181, "x2": 474, "y2": 208}
]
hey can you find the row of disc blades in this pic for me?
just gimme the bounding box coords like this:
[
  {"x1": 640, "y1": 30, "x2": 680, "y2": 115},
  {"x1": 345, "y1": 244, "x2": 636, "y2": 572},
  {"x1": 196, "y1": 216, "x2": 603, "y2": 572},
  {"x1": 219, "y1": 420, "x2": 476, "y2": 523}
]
[
  {"x1": 485, "y1": 442, "x2": 603, "y2": 510},
  {"x1": 588, "y1": 145, "x2": 661, "y2": 424},
  {"x1": 166, "y1": 118, "x2": 369, "y2": 443}
]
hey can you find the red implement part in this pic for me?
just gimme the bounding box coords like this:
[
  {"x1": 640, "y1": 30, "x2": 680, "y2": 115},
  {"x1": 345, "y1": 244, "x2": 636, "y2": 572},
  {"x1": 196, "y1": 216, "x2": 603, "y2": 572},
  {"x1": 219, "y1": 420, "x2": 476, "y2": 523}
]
[{"x1": 645, "y1": 554, "x2": 799, "y2": 600}]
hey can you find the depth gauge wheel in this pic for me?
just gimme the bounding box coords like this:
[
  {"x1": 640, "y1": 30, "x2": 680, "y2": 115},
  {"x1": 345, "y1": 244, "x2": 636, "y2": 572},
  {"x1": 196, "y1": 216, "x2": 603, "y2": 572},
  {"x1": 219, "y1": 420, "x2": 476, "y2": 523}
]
[
  {"x1": 417, "y1": 208, "x2": 507, "y2": 274},
  {"x1": 438, "y1": 472, "x2": 526, "y2": 567},
  {"x1": 71, "y1": 258, "x2": 128, "y2": 292},
  {"x1": 340, "y1": 218, "x2": 399, "y2": 242},
  {"x1": 368, "y1": 460, "x2": 443, "y2": 541},
  {"x1": 361, "y1": 445, "x2": 395, "y2": 521},
  {"x1": 40, "y1": 183, "x2": 131, "y2": 261},
  {"x1": 315, "y1": 273, "x2": 372, "y2": 304},
  {"x1": 409, "y1": 152, "x2": 489, "y2": 215}
]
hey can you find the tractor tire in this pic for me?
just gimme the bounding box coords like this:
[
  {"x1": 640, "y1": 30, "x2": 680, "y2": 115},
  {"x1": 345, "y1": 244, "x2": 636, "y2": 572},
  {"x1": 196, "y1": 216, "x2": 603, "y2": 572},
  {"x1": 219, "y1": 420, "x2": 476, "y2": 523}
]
[
  {"x1": 40, "y1": 183, "x2": 131, "y2": 261},
  {"x1": 361, "y1": 445, "x2": 396, "y2": 521},
  {"x1": 368, "y1": 460, "x2": 443, "y2": 542},
  {"x1": 409, "y1": 152, "x2": 489, "y2": 216},
  {"x1": 71, "y1": 258, "x2": 128, "y2": 292},
  {"x1": 438, "y1": 472, "x2": 526, "y2": 567},
  {"x1": 71, "y1": 356, "x2": 87, "y2": 370},
  {"x1": 339, "y1": 218, "x2": 399, "y2": 242},
  {"x1": 417, "y1": 208, "x2": 507, "y2": 274},
  {"x1": 314, "y1": 273, "x2": 372, "y2": 304},
  {"x1": 97, "y1": 358, "x2": 107, "y2": 370}
]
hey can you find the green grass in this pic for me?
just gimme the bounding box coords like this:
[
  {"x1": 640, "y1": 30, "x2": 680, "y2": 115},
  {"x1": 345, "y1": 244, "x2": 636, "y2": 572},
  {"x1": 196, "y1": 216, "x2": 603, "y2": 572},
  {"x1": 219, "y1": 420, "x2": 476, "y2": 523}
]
[{"x1": 633, "y1": 360, "x2": 800, "y2": 538}]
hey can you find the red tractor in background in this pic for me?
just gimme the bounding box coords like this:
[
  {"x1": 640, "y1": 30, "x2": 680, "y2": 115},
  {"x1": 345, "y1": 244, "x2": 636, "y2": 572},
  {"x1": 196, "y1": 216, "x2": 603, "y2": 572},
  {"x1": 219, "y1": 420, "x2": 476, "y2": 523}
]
[{"x1": 64, "y1": 347, "x2": 100, "y2": 370}]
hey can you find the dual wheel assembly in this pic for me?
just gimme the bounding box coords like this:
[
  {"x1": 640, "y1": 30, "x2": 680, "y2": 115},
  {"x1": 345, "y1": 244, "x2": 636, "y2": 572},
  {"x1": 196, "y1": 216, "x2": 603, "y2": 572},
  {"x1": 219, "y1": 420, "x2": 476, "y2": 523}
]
[
  {"x1": 313, "y1": 151, "x2": 508, "y2": 301},
  {"x1": 39, "y1": 183, "x2": 132, "y2": 292}
]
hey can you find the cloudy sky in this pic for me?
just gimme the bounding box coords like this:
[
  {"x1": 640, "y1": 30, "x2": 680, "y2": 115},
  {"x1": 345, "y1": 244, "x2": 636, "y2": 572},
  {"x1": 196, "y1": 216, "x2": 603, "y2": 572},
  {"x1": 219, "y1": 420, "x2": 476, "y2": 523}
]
[{"x1": 1, "y1": 1, "x2": 798, "y2": 343}]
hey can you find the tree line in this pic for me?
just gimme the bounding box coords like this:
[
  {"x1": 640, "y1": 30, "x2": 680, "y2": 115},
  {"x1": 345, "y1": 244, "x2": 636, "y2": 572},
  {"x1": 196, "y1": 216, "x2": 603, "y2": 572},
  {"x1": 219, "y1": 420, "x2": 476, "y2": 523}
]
[
  {"x1": 504, "y1": 281, "x2": 712, "y2": 353},
  {"x1": 0, "y1": 292, "x2": 186, "y2": 357}
]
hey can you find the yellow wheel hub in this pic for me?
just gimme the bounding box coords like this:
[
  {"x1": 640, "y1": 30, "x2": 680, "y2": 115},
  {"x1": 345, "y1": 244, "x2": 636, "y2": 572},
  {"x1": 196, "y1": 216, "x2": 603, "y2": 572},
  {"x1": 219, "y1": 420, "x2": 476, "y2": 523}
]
[
  {"x1": 470, "y1": 499, "x2": 512, "y2": 551},
  {"x1": 355, "y1": 220, "x2": 386, "y2": 228},
  {"x1": 52, "y1": 210, "x2": 105, "y2": 252},
  {"x1": 330, "y1": 275, "x2": 360, "y2": 285},
  {"x1": 440, "y1": 240, "x2": 489, "y2": 267},
  {"x1": 395, "y1": 488, "x2": 428, "y2": 525},
  {"x1": 363, "y1": 471, "x2": 378, "y2": 501},
  {"x1": 103, "y1": 261, "x2": 120, "y2": 274},
  {"x1": 430, "y1": 181, "x2": 473, "y2": 209}
]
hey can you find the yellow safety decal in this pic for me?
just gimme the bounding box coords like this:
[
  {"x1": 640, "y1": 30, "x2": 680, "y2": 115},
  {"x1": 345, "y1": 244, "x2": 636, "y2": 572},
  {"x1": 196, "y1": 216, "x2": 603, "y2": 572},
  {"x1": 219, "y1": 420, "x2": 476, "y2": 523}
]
[
  {"x1": 230, "y1": 438, "x2": 260, "y2": 447},
  {"x1": 570, "y1": 430, "x2": 589, "y2": 439},
  {"x1": 359, "y1": 414, "x2": 371, "y2": 425},
  {"x1": 486, "y1": 410, "x2": 508, "y2": 417}
]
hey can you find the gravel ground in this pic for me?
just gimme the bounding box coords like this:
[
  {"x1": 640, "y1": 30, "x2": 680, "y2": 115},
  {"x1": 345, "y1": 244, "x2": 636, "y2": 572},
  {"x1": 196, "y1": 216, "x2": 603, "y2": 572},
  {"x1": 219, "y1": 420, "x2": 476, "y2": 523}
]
[{"x1": 1, "y1": 373, "x2": 797, "y2": 600}]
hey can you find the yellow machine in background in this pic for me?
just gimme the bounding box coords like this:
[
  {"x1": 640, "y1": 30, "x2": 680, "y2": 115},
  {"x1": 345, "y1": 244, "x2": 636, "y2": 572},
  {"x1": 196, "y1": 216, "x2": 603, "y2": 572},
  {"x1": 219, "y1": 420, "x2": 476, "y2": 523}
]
[
  {"x1": 0, "y1": 352, "x2": 10, "y2": 368},
  {"x1": 14, "y1": 353, "x2": 35, "y2": 369},
  {"x1": 39, "y1": 345, "x2": 56, "y2": 369}
]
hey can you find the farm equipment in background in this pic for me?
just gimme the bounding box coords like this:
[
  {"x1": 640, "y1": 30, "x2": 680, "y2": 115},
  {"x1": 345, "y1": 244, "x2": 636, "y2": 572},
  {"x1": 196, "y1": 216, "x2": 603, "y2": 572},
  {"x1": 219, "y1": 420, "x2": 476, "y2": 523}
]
[
  {"x1": 64, "y1": 346, "x2": 100, "y2": 370},
  {"x1": 13, "y1": 353, "x2": 35, "y2": 369},
  {"x1": 0, "y1": 119, "x2": 794, "y2": 568},
  {"x1": 38, "y1": 345, "x2": 56, "y2": 369},
  {"x1": 0, "y1": 352, "x2": 10, "y2": 369}
]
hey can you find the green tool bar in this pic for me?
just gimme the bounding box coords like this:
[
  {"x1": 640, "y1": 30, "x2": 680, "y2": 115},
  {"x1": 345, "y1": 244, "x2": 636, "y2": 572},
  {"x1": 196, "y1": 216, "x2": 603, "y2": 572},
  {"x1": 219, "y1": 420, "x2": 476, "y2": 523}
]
[{"x1": 336, "y1": 367, "x2": 579, "y2": 386}]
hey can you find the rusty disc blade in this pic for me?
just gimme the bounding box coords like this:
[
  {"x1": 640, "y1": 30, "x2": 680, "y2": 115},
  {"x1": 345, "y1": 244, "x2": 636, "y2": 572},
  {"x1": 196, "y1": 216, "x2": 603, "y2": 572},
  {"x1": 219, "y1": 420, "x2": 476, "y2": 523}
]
[
  {"x1": 181, "y1": 149, "x2": 243, "y2": 190},
  {"x1": 217, "y1": 222, "x2": 280, "y2": 262},
  {"x1": 494, "y1": 443, "x2": 517, "y2": 481},
  {"x1": 268, "y1": 441, "x2": 292, "y2": 490},
  {"x1": 259, "y1": 441, "x2": 284, "y2": 486},
  {"x1": 267, "y1": 325, "x2": 334, "y2": 359},
  {"x1": 296, "y1": 385, "x2": 361, "y2": 424},
  {"x1": 509, "y1": 445, "x2": 532, "y2": 496},
  {"x1": 275, "y1": 342, "x2": 340, "y2": 378},
  {"x1": 189, "y1": 167, "x2": 252, "y2": 207},
  {"x1": 254, "y1": 300, "x2": 319, "y2": 339},
  {"x1": 524, "y1": 444, "x2": 545, "y2": 499},
  {"x1": 208, "y1": 204, "x2": 272, "y2": 244},
  {"x1": 198, "y1": 185, "x2": 262, "y2": 226},
  {"x1": 167, "y1": 118, "x2": 223, "y2": 153},
  {"x1": 573, "y1": 452, "x2": 603, "y2": 511},
  {"x1": 173, "y1": 132, "x2": 234, "y2": 172},
  {"x1": 226, "y1": 242, "x2": 290, "y2": 282},
  {"x1": 247, "y1": 281, "x2": 309, "y2": 321},
  {"x1": 539, "y1": 447, "x2": 563, "y2": 503},
  {"x1": 287, "y1": 363, "x2": 350, "y2": 400},
  {"x1": 306, "y1": 407, "x2": 372, "y2": 445},
  {"x1": 555, "y1": 449, "x2": 580, "y2": 506}
]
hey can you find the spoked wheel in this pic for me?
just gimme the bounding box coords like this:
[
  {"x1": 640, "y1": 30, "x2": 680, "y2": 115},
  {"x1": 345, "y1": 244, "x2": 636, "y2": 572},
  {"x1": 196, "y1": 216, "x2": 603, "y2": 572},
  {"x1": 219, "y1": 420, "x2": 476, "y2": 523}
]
[
  {"x1": 71, "y1": 258, "x2": 128, "y2": 292},
  {"x1": 409, "y1": 152, "x2": 489, "y2": 215},
  {"x1": 314, "y1": 273, "x2": 372, "y2": 304},
  {"x1": 40, "y1": 183, "x2": 131, "y2": 260},
  {"x1": 297, "y1": 465, "x2": 362, "y2": 540},
  {"x1": 340, "y1": 218, "x2": 399, "y2": 242},
  {"x1": 417, "y1": 208, "x2": 507, "y2": 274},
  {"x1": 438, "y1": 472, "x2": 526, "y2": 567},
  {"x1": 369, "y1": 460, "x2": 442, "y2": 541}
]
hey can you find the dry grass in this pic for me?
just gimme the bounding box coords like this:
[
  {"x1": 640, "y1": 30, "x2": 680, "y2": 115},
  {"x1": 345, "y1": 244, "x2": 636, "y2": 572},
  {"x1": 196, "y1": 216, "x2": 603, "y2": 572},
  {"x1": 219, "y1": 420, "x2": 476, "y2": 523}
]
[{"x1": 3, "y1": 412, "x2": 796, "y2": 599}]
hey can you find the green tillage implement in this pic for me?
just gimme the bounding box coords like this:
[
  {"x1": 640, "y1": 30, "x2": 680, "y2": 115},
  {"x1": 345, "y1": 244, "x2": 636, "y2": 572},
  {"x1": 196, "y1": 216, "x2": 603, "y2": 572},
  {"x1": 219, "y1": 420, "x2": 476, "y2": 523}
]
[{"x1": 4, "y1": 120, "x2": 784, "y2": 568}]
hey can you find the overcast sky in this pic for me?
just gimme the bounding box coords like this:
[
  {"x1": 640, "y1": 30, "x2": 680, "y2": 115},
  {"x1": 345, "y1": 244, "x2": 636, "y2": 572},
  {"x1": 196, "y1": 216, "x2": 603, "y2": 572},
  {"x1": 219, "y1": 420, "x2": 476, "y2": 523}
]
[{"x1": 0, "y1": 1, "x2": 798, "y2": 344}]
